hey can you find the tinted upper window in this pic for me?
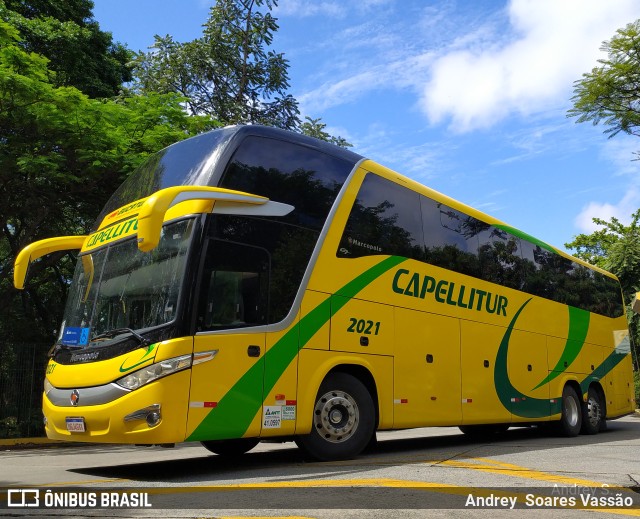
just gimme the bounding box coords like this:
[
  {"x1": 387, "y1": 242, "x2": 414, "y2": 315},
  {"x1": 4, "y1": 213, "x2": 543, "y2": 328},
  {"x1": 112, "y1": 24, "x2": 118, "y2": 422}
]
[
  {"x1": 220, "y1": 136, "x2": 355, "y2": 232},
  {"x1": 95, "y1": 129, "x2": 237, "y2": 228},
  {"x1": 422, "y1": 198, "x2": 481, "y2": 277},
  {"x1": 336, "y1": 172, "x2": 623, "y2": 317},
  {"x1": 337, "y1": 174, "x2": 424, "y2": 260},
  {"x1": 477, "y1": 225, "x2": 523, "y2": 290}
]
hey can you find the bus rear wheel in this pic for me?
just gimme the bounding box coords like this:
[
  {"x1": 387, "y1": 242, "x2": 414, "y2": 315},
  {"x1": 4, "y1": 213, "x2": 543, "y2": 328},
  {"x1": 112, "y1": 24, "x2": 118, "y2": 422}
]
[
  {"x1": 581, "y1": 387, "x2": 604, "y2": 435},
  {"x1": 296, "y1": 373, "x2": 375, "y2": 461},
  {"x1": 201, "y1": 438, "x2": 259, "y2": 457},
  {"x1": 558, "y1": 386, "x2": 582, "y2": 437}
]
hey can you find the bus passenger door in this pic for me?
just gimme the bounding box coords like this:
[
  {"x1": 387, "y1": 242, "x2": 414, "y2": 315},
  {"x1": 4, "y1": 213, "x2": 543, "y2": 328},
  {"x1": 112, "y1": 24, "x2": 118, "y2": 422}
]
[
  {"x1": 460, "y1": 321, "x2": 511, "y2": 424},
  {"x1": 185, "y1": 239, "x2": 270, "y2": 442},
  {"x1": 393, "y1": 308, "x2": 461, "y2": 428}
]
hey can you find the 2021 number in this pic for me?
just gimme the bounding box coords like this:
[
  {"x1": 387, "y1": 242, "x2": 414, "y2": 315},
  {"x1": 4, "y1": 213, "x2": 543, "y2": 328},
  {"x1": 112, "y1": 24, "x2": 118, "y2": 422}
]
[{"x1": 347, "y1": 318, "x2": 380, "y2": 335}]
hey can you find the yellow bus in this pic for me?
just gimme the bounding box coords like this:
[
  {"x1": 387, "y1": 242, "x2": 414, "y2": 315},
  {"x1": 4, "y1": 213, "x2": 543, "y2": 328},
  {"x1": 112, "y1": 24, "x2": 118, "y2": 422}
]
[{"x1": 14, "y1": 125, "x2": 636, "y2": 461}]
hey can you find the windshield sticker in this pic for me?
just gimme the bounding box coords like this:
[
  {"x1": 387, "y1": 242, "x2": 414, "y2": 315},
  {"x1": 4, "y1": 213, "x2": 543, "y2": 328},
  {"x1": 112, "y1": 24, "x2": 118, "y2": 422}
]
[
  {"x1": 84, "y1": 217, "x2": 138, "y2": 252},
  {"x1": 62, "y1": 327, "x2": 90, "y2": 346}
]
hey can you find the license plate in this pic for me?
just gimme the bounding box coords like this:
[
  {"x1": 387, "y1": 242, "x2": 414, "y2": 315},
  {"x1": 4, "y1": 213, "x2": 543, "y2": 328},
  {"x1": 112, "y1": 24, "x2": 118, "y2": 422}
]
[{"x1": 65, "y1": 417, "x2": 85, "y2": 432}]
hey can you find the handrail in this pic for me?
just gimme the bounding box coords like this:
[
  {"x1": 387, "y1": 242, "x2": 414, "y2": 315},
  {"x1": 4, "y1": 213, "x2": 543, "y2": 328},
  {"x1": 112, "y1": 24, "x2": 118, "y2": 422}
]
[{"x1": 14, "y1": 236, "x2": 87, "y2": 289}]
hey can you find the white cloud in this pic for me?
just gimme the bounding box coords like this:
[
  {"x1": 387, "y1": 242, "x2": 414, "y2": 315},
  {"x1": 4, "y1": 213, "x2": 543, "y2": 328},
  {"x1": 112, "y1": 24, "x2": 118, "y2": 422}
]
[
  {"x1": 276, "y1": 0, "x2": 345, "y2": 18},
  {"x1": 277, "y1": 0, "x2": 393, "y2": 18},
  {"x1": 574, "y1": 136, "x2": 640, "y2": 233},
  {"x1": 575, "y1": 189, "x2": 640, "y2": 233},
  {"x1": 421, "y1": 0, "x2": 640, "y2": 132}
]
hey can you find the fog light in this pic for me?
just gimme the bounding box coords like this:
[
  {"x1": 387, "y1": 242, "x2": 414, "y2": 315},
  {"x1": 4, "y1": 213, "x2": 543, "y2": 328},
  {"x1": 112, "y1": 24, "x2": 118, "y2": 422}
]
[
  {"x1": 146, "y1": 411, "x2": 161, "y2": 428},
  {"x1": 43, "y1": 416, "x2": 48, "y2": 426},
  {"x1": 124, "y1": 403, "x2": 161, "y2": 428}
]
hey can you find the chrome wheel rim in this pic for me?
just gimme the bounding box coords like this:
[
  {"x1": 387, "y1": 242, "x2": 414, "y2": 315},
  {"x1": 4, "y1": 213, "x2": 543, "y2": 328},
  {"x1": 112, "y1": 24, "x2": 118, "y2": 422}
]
[
  {"x1": 565, "y1": 395, "x2": 579, "y2": 427},
  {"x1": 313, "y1": 390, "x2": 359, "y2": 443},
  {"x1": 586, "y1": 396, "x2": 601, "y2": 428}
]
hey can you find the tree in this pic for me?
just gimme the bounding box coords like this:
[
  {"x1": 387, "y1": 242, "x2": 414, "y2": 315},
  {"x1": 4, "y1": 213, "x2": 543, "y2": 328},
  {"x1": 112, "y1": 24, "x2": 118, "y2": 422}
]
[
  {"x1": 568, "y1": 20, "x2": 640, "y2": 155},
  {"x1": 565, "y1": 211, "x2": 640, "y2": 370},
  {"x1": 2, "y1": 0, "x2": 132, "y2": 98},
  {"x1": 300, "y1": 117, "x2": 352, "y2": 148},
  {"x1": 133, "y1": 0, "x2": 300, "y2": 129},
  {"x1": 0, "y1": 18, "x2": 217, "y2": 344}
]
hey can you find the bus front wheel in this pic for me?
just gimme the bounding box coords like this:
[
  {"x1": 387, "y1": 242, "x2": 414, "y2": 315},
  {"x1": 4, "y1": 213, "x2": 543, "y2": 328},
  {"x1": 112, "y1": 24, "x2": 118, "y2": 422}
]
[
  {"x1": 558, "y1": 386, "x2": 582, "y2": 437},
  {"x1": 296, "y1": 373, "x2": 375, "y2": 461},
  {"x1": 201, "y1": 438, "x2": 259, "y2": 457}
]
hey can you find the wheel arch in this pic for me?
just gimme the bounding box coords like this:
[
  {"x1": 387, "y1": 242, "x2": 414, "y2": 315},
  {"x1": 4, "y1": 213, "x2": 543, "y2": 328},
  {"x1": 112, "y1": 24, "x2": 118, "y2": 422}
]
[
  {"x1": 296, "y1": 350, "x2": 388, "y2": 435},
  {"x1": 325, "y1": 364, "x2": 379, "y2": 429}
]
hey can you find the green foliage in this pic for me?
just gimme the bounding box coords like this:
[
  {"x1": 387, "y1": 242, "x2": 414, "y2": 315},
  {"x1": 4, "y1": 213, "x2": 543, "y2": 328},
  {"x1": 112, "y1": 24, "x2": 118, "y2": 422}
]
[
  {"x1": 565, "y1": 210, "x2": 640, "y2": 299},
  {"x1": 133, "y1": 0, "x2": 300, "y2": 129},
  {"x1": 2, "y1": 0, "x2": 132, "y2": 98},
  {"x1": 569, "y1": 20, "x2": 640, "y2": 150},
  {"x1": 0, "y1": 18, "x2": 218, "y2": 343},
  {"x1": 300, "y1": 117, "x2": 352, "y2": 148},
  {"x1": 565, "y1": 211, "x2": 640, "y2": 371}
]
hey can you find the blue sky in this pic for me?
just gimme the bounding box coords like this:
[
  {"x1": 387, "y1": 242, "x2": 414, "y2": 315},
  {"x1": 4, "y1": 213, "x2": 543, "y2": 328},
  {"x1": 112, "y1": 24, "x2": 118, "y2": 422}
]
[{"x1": 92, "y1": 0, "x2": 640, "y2": 253}]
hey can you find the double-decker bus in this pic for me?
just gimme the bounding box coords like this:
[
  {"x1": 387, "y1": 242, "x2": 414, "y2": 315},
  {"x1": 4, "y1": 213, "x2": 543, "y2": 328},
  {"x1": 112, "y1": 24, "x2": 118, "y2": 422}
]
[{"x1": 14, "y1": 125, "x2": 636, "y2": 461}]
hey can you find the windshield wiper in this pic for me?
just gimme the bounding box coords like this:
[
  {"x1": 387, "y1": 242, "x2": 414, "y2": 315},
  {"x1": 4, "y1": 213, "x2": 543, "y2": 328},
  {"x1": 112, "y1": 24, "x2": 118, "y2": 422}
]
[
  {"x1": 48, "y1": 342, "x2": 84, "y2": 357},
  {"x1": 90, "y1": 327, "x2": 150, "y2": 346}
]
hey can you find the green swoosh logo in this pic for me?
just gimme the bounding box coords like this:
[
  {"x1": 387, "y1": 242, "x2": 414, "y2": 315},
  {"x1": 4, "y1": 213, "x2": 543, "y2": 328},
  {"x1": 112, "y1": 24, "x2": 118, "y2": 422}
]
[
  {"x1": 187, "y1": 255, "x2": 407, "y2": 441},
  {"x1": 532, "y1": 306, "x2": 590, "y2": 390},
  {"x1": 119, "y1": 343, "x2": 156, "y2": 373},
  {"x1": 496, "y1": 299, "x2": 629, "y2": 418}
]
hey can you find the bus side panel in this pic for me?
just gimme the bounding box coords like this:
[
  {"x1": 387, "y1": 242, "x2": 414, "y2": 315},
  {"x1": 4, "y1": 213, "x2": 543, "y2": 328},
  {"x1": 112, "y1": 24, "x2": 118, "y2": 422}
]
[
  {"x1": 508, "y1": 329, "x2": 549, "y2": 423},
  {"x1": 300, "y1": 290, "x2": 331, "y2": 351},
  {"x1": 605, "y1": 354, "x2": 635, "y2": 417},
  {"x1": 460, "y1": 321, "x2": 511, "y2": 425},
  {"x1": 186, "y1": 333, "x2": 265, "y2": 441},
  {"x1": 296, "y1": 348, "x2": 394, "y2": 434},
  {"x1": 393, "y1": 307, "x2": 461, "y2": 428},
  {"x1": 261, "y1": 317, "x2": 300, "y2": 437},
  {"x1": 330, "y1": 296, "x2": 394, "y2": 356}
]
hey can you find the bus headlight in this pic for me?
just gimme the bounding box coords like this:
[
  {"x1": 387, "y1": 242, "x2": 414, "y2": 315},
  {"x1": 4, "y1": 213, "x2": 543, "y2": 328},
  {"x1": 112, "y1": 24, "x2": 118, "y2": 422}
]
[{"x1": 116, "y1": 354, "x2": 192, "y2": 390}]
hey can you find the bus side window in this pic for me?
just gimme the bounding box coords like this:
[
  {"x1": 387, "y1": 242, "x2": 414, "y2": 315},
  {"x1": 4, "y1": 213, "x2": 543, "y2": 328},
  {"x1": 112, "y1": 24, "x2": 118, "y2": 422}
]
[
  {"x1": 477, "y1": 226, "x2": 523, "y2": 290},
  {"x1": 337, "y1": 174, "x2": 424, "y2": 260},
  {"x1": 197, "y1": 240, "x2": 269, "y2": 331},
  {"x1": 422, "y1": 197, "x2": 480, "y2": 277}
]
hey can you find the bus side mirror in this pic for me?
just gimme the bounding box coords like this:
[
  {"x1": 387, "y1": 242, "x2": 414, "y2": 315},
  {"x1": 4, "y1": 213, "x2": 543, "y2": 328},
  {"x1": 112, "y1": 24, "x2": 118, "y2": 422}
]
[
  {"x1": 14, "y1": 236, "x2": 87, "y2": 290},
  {"x1": 632, "y1": 292, "x2": 640, "y2": 314}
]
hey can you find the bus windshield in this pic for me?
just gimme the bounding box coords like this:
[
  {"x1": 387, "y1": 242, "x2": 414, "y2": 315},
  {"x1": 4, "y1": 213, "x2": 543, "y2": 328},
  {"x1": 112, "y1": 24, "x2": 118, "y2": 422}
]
[{"x1": 59, "y1": 219, "x2": 195, "y2": 347}]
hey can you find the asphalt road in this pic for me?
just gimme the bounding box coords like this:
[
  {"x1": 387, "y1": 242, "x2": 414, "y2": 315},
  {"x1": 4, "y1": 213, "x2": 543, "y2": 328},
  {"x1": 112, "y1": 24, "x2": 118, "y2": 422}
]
[{"x1": 1, "y1": 414, "x2": 639, "y2": 518}]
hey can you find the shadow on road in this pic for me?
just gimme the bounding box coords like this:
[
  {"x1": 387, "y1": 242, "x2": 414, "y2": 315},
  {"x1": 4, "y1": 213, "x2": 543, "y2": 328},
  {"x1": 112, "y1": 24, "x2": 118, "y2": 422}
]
[{"x1": 68, "y1": 416, "x2": 640, "y2": 484}]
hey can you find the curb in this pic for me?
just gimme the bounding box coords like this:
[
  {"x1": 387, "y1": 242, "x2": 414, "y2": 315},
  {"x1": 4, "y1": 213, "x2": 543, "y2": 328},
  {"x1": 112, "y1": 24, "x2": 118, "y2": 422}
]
[{"x1": 0, "y1": 438, "x2": 88, "y2": 449}]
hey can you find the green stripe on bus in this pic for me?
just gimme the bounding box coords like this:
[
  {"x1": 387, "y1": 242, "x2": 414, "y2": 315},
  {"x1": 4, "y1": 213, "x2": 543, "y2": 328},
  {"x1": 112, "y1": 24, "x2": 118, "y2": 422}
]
[
  {"x1": 531, "y1": 306, "x2": 590, "y2": 390},
  {"x1": 494, "y1": 223, "x2": 556, "y2": 253},
  {"x1": 187, "y1": 255, "x2": 407, "y2": 442},
  {"x1": 496, "y1": 299, "x2": 628, "y2": 418}
]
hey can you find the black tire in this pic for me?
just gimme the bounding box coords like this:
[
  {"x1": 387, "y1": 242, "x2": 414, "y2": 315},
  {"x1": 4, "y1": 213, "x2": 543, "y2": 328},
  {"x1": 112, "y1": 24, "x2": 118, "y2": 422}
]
[
  {"x1": 558, "y1": 385, "x2": 582, "y2": 437},
  {"x1": 201, "y1": 438, "x2": 259, "y2": 456},
  {"x1": 459, "y1": 424, "x2": 509, "y2": 438},
  {"x1": 295, "y1": 372, "x2": 375, "y2": 461},
  {"x1": 581, "y1": 387, "x2": 604, "y2": 435}
]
